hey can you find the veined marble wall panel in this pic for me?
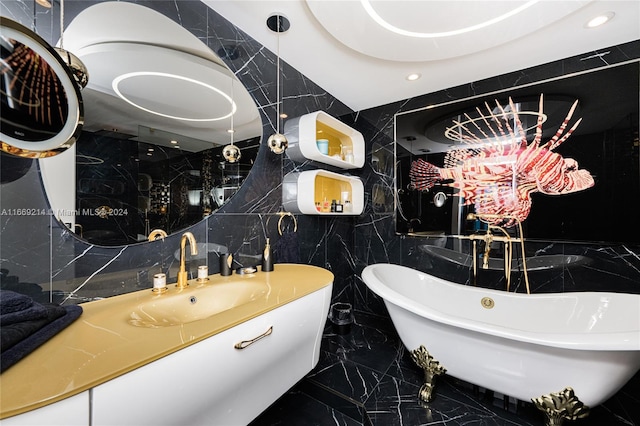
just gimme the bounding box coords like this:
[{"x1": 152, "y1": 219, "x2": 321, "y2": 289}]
[
  {"x1": 0, "y1": 0, "x2": 355, "y2": 304},
  {"x1": 350, "y1": 39, "x2": 640, "y2": 314}
]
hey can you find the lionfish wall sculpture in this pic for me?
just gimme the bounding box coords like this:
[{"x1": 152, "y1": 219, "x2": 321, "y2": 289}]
[{"x1": 409, "y1": 95, "x2": 595, "y2": 227}]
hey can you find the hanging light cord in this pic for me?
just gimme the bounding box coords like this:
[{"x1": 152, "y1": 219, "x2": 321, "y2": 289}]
[
  {"x1": 230, "y1": 78, "x2": 234, "y2": 145},
  {"x1": 59, "y1": 0, "x2": 64, "y2": 49},
  {"x1": 276, "y1": 16, "x2": 281, "y2": 135}
]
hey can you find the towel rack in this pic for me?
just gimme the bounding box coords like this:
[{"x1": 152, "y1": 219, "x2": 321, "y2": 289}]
[{"x1": 278, "y1": 212, "x2": 297, "y2": 235}]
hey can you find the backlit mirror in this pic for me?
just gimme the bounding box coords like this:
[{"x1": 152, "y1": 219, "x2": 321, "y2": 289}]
[
  {"x1": 395, "y1": 61, "x2": 640, "y2": 244},
  {"x1": 39, "y1": 2, "x2": 262, "y2": 246}
]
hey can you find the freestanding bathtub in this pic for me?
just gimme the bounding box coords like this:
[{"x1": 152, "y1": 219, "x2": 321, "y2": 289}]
[{"x1": 361, "y1": 263, "x2": 640, "y2": 423}]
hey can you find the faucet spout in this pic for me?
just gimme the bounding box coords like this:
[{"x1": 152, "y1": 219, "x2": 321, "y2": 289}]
[
  {"x1": 482, "y1": 232, "x2": 493, "y2": 269},
  {"x1": 148, "y1": 229, "x2": 167, "y2": 241},
  {"x1": 177, "y1": 232, "x2": 198, "y2": 289}
]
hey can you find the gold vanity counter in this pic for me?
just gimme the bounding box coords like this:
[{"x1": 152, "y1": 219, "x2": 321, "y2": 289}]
[{"x1": 0, "y1": 264, "x2": 334, "y2": 419}]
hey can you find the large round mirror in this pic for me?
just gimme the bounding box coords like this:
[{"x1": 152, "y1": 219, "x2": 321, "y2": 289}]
[{"x1": 39, "y1": 2, "x2": 262, "y2": 246}]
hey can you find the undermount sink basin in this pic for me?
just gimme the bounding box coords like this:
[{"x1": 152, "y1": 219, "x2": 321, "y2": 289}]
[{"x1": 128, "y1": 281, "x2": 269, "y2": 328}]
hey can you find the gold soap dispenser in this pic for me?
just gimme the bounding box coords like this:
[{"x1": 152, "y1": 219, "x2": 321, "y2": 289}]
[{"x1": 262, "y1": 238, "x2": 274, "y2": 272}]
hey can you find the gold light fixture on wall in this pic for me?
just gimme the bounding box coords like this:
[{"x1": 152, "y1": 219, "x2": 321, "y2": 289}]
[{"x1": 266, "y1": 13, "x2": 289, "y2": 155}]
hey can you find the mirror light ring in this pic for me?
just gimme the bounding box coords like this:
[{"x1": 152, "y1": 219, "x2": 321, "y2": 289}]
[
  {"x1": 112, "y1": 71, "x2": 236, "y2": 122},
  {"x1": 0, "y1": 17, "x2": 83, "y2": 157},
  {"x1": 360, "y1": 0, "x2": 539, "y2": 38}
]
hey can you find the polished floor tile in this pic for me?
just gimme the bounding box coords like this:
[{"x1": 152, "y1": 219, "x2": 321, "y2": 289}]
[{"x1": 250, "y1": 310, "x2": 640, "y2": 426}]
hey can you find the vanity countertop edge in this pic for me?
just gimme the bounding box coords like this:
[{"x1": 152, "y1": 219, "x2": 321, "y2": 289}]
[{"x1": 0, "y1": 264, "x2": 334, "y2": 419}]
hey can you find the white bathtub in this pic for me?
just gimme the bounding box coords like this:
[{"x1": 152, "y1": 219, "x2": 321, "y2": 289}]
[{"x1": 361, "y1": 263, "x2": 640, "y2": 408}]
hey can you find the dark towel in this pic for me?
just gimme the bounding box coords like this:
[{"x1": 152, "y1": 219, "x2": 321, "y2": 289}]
[
  {"x1": 273, "y1": 231, "x2": 300, "y2": 263},
  {"x1": 0, "y1": 290, "x2": 34, "y2": 314},
  {"x1": 0, "y1": 302, "x2": 48, "y2": 326},
  {"x1": 1, "y1": 305, "x2": 83, "y2": 373},
  {"x1": 1, "y1": 303, "x2": 67, "y2": 350}
]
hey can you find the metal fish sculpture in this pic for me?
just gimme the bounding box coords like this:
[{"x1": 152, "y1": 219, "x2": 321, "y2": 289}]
[{"x1": 409, "y1": 95, "x2": 594, "y2": 226}]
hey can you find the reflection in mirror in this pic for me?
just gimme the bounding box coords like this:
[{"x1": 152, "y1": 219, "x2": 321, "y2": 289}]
[
  {"x1": 0, "y1": 17, "x2": 83, "y2": 158},
  {"x1": 39, "y1": 2, "x2": 262, "y2": 246},
  {"x1": 371, "y1": 143, "x2": 393, "y2": 214},
  {"x1": 395, "y1": 61, "x2": 640, "y2": 243}
]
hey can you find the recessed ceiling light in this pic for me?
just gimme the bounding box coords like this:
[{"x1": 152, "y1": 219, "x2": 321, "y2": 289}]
[
  {"x1": 586, "y1": 12, "x2": 615, "y2": 28},
  {"x1": 170, "y1": 140, "x2": 178, "y2": 144},
  {"x1": 406, "y1": 73, "x2": 421, "y2": 81},
  {"x1": 227, "y1": 129, "x2": 235, "y2": 133}
]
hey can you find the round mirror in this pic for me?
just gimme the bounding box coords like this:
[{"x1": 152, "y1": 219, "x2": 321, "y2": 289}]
[
  {"x1": 39, "y1": 2, "x2": 262, "y2": 246},
  {"x1": 0, "y1": 17, "x2": 83, "y2": 158}
]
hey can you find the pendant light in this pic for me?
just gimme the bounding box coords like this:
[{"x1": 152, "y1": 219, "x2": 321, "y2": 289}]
[
  {"x1": 35, "y1": 0, "x2": 52, "y2": 9},
  {"x1": 222, "y1": 77, "x2": 241, "y2": 163},
  {"x1": 54, "y1": 0, "x2": 89, "y2": 89},
  {"x1": 266, "y1": 14, "x2": 289, "y2": 155}
]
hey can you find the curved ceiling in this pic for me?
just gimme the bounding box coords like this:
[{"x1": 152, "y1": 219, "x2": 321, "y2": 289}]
[
  {"x1": 209, "y1": 0, "x2": 640, "y2": 111},
  {"x1": 62, "y1": 1, "x2": 261, "y2": 150},
  {"x1": 306, "y1": 0, "x2": 588, "y2": 62}
]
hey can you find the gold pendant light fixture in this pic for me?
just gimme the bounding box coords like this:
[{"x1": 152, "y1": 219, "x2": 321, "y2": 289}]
[
  {"x1": 222, "y1": 78, "x2": 241, "y2": 162},
  {"x1": 266, "y1": 13, "x2": 289, "y2": 155},
  {"x1": 55, "y1": 0, "x2": 89, "y2": 89}
]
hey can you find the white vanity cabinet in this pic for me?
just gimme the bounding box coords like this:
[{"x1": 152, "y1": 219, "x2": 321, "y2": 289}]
[
  {"x1": 0, "y1": 391, "x2": 89, "y2": 426},
  {"x1": 90, "y1": 285, "x2": 332, "y2": 425}
]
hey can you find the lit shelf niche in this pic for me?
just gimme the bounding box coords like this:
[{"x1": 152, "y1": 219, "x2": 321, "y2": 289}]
[
  {"x1": 284, "y1": 111, "x2": 365, "y2": 169},
  {"x1": 283, "y1": 170, "x2": 364, "y2": 215}
]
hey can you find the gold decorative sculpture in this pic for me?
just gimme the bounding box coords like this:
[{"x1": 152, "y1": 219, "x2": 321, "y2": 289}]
[
  {"x1": 532, "y1": 387, "x2": 590, "y2": 426},
  {"x1": 410, "y1": 345, "x2": 447, "y2": 402}
]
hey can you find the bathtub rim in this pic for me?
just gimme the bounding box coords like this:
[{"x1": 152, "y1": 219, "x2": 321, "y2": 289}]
[{"x1": 361, "y1": 263, "x2": 640, "y2": 351}]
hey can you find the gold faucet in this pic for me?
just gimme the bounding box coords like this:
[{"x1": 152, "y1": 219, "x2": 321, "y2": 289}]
[
  {"x1": 177, "y1": 232, "x2": 198, "y2": 289},
  {"x1": 481, "y1": 230, "x2": 493, "y2": 269},
  {"x1": 148, "y1": 229, "x2": 168, "y2": 241},
  {"x1": 461, "y1": 213, "x2": 531, "y2": 294}
]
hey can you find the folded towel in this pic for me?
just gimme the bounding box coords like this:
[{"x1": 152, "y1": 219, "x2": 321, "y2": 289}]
[
  {"x1": 1, "y1": 303, "x2": 67, "y2": 350},
  {"x1": 1, "y1": 305, "x2": 83, "y2": 373},
  {"x1": 0, "y1": 290, "x2": 34, "y2": 314},
  {"x1": 0, "y1": 302, "x2": 48, "y2": 326}
]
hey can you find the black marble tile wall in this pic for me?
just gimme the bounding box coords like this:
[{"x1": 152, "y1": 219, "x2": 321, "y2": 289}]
[
  {"x1": 0, "y1": 0, "x2": 356, "y2": 303},
  {"x1": 349, "y1": 40, "x2": 640, "y2": 309}
]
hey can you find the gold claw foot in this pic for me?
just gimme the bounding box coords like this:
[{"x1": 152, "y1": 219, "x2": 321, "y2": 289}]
[
  {"x1": 532, "y1": 387, "x2": 590, "y2": 426},
  {"x1": 410, "y1": 345, "x2": 447, "y2": 402}
]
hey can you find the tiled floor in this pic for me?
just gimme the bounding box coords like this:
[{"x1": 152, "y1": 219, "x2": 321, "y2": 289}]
[{"x1": 251, "y1": 309, "x2": 640, "y2": 426}]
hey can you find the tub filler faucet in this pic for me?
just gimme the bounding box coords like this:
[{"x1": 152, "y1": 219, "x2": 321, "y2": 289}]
[
  {"x1": 177, "y1": 232, "x2": 198, "y2": 289},
  {"x1": 461, "y1": 213, "x2": 531, "y2": 294}
]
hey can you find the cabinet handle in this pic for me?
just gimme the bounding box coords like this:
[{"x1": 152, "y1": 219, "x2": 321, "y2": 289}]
[{"x1": 234, "y1": 326, "x2": 273, "y2": 350}]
